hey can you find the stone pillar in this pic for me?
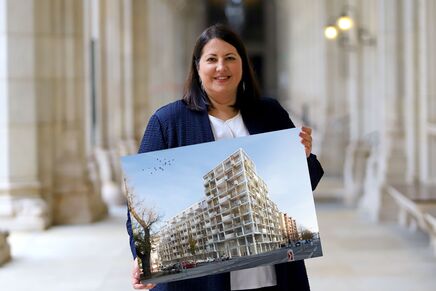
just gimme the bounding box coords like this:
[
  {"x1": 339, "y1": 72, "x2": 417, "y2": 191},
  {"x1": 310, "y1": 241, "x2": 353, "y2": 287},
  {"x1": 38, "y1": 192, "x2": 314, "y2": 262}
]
[
  {"x1": 96, "y1": 0, "x2": 135, "y2": 206},
  {"x1": 417, "y1": 0, "x2": 429, "y2": 183},
  {"x1": 277, "y1": 0, "x2": 329, "y2": 163},
  {"x1": 0, "y1": 0, "x2": 49, "y2": 230},
  {"x1": 0, "y1": 231, "x2": 11, "y2": 265},
  {"x1": 264, "y1": 0, "x2": 278, "y2": 98},
  {"x1": 99, "y1": 0, "x2": 135, "y2": 148},
  {"x1": 417, "y1": 0, "x2": 436, "y2": 184},
  {"x1": 276, "y1": 0, "x2": 291, "y2": 102},
  {"x1": 132, "y1": 0, "x2": 150, "y2": 141},
  {"x1": 146, "y1": 0, "x2": 203, "y2": 111},
  {"x1": 343, "y1": 0, "x2": 377, "y2": 205},
  {"x1": 34, "y1": 0, "x2": 107, "y2": 224},
  {"x1": 402, "y1": 0, "x2": 418, "y2": 184},
  {"x1": 281, "y1": 0, "x2": 348, "y2": 198},
  {"x1": 359, "y1": 0, "x2": 407, "y2": 221}
]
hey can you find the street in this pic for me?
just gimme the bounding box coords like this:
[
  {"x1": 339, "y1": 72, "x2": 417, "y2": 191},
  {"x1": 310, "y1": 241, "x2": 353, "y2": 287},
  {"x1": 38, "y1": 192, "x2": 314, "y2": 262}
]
[{"x1": 142, "y1": 240, "x2": 323, "y2": 284}]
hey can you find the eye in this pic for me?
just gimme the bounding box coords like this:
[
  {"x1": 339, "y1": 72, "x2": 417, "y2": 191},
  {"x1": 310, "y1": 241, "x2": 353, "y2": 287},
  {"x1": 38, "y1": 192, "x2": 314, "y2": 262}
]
[
  {"x1": 226, "y1": 56, "x2": 236, "y2": 61},
  {"x1": 206, "y1": 57, "x2": 217, "y2": 63}
]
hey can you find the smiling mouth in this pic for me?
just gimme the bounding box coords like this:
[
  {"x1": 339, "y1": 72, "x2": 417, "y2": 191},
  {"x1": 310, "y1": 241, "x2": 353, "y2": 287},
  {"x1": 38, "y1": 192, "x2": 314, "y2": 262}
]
[{"x1": 214, "y1": 76, "x2": 231, "y2": 80}]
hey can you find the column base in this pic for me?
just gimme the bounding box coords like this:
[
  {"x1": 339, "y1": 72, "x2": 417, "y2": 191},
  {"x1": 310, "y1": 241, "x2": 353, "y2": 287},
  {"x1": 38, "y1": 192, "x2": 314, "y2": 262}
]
[
  {"x1": 0, "y1": 196, "x2": 50, "y2": 230},
  {"x1": 343, "y1": 141, "x2": 371, "y2": 206},
  {"x1": 0, "y1": 231, "x2": 11, "y2": 266},
  {"x1": 53, "y1": 191, "x2": 108, "y2": 225}
]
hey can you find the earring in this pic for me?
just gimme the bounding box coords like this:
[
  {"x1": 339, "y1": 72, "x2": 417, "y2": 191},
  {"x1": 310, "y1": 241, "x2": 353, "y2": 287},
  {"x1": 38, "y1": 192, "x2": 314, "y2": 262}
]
[{"x1": 242, "y1": 81, "x2": 246, "y2": 92}]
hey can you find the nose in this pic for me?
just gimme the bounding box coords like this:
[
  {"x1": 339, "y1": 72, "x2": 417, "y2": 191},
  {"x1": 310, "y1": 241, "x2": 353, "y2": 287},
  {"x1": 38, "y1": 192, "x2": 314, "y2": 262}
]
[{"x1": 216, "y1": 59, "x2": 225, "y2": 71}]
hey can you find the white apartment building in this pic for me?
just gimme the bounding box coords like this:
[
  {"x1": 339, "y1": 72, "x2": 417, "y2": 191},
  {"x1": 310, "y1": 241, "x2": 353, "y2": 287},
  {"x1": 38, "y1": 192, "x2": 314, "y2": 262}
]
[
  {"x1": 157, "y1": 149, "x2": 287, "y2": 265},
  {"x1": 157, "y1": 201, "x2": 212, "y2": 264}
]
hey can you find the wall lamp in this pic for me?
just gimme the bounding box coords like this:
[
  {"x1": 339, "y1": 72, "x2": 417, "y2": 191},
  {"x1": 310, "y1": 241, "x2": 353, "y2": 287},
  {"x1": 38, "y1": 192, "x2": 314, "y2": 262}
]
[{"x1": 324, "y1": 8, "x2": 376, "y2": 49}]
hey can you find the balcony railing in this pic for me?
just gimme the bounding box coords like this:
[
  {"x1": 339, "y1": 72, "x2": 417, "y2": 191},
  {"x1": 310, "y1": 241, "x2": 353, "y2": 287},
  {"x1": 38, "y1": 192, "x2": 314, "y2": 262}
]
[
  {"x1": 222, "y1": 214, "x2": 232, "y2": 222},
  {"x1": 225, "y1": 233, "x2": 235, "y2": 239},
  {"x1": 219, "y1": 196, "x2": 229, "y2": 204}
]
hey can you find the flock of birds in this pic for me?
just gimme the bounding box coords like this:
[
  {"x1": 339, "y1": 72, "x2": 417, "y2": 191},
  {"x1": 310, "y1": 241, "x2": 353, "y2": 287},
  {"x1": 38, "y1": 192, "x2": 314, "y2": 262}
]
[{"x1": 141, "y1": 157, "x2": 175, "y2": 175}]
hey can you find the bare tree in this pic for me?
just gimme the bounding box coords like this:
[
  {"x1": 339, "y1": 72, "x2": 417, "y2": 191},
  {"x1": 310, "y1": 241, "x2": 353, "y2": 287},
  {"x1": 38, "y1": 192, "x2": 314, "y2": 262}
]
[
  {"x1": 299, "y1": 226, "x2": 314, "y2": 241},
  {"x1": 124, "y1": 178, "x2": 160, "y2": 278}
]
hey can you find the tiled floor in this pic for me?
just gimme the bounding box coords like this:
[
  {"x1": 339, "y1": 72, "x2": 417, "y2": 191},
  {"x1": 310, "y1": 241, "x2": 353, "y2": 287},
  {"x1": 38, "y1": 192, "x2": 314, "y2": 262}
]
[{"x1": 1, "y1": 202, "x2": 435, "y2": 291}]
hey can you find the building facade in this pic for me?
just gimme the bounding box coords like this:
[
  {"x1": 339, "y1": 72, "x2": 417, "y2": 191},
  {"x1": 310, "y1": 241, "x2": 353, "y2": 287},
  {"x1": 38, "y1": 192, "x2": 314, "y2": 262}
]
[
  {"x1": 281, "y1": 213, "x2": 299, "y2": 243},
  {"x1": 157, "y1": 149, "x2": 286, "y2": 265}
]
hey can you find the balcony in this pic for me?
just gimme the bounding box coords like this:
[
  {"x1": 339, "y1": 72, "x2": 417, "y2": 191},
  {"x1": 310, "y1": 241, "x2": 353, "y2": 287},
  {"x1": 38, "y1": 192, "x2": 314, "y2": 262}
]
[
  {"x1": 225, "y1": 233, "x2": 235, "y2": 239},
  {"x1": 215, "y1": 168, "x2": 224, "y2": 177},
  {"x1": 219, "y1": 196, "x2": 229, "y2": 204},
  {"x1": 222, "y1": 214, "x2": 232, "y2": 222},
  {"x1": 216, "y1": 175, "x2": 228, "y2": 185}
]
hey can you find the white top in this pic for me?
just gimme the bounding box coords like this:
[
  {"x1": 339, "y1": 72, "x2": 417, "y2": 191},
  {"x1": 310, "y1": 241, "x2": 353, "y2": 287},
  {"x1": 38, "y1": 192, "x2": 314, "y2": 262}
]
[
  {"x1": 208, "y1": 112, "x2": 250, "y2": 140},
  {"x1": 208, "y1": 112, "x2": 277, "y2": 290}
]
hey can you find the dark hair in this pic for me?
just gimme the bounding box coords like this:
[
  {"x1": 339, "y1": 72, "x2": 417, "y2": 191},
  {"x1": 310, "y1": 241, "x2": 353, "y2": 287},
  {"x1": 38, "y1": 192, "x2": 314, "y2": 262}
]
[{"x1": 182, "y1": 24, "x2": 261, "y2": 111}]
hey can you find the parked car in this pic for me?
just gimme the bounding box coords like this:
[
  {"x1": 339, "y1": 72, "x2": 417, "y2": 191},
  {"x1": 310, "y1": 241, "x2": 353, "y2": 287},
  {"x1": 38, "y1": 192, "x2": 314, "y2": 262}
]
[
  {"x1": 162, "y1": 263, "x2": 182, "y2": 274},
  {"x1": 181, "y1": 260, "x2": 196, "y2": 269},
  {"x1": 220, "y1": 255, "x2": 231, "y2": 261}
]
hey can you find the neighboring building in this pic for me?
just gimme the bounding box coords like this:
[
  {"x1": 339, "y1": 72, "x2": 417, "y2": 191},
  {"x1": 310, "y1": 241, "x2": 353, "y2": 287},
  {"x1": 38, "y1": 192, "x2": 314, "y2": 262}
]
[
  {"x1": 150, "y1": 235, "x2": 162, "y2": 272},
  {"x1": 157, "y1": 149, "x2": 286, "y2": 265},
  {"x1": 281, "y1": 213, "x2": 299, "y2": 243}
]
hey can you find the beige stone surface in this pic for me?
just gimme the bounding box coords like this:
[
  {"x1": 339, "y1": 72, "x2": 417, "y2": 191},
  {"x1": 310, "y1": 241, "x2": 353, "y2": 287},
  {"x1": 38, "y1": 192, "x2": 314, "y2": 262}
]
[{"x1": 0, "y1": 231, "x2": 11, "y2": 266}]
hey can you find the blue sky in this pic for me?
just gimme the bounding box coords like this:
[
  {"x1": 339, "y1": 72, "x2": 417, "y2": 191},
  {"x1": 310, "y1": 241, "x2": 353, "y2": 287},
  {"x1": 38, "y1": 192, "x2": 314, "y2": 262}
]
[{"x1": 121, "y1": 128, "x2": 319, "y2": 234}]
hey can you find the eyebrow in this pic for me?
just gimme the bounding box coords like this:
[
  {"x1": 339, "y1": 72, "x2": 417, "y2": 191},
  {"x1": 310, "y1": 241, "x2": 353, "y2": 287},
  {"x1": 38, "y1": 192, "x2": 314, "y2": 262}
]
[{"x1": 204, "y1": 53, "x2": 237, "y2": 57}]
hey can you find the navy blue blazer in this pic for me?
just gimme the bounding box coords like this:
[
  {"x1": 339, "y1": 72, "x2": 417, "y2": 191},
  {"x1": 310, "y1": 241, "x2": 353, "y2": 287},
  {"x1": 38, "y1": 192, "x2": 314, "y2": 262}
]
[{"x1": 127, "y1": 97, "x2": 324, "y2": 291}]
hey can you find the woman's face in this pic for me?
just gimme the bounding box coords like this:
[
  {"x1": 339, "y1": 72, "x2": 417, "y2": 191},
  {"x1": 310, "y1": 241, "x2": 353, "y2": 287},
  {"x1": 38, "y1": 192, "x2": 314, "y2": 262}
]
[{"x1": 198, "y1": 38, "x2": 243, "y2": 106}]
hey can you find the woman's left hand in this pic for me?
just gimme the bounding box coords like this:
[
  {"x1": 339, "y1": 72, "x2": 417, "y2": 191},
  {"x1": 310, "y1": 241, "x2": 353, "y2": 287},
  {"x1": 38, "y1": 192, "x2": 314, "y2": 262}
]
[{"x1": 299, "y1": 126, "x2": 312, "y2": 158}]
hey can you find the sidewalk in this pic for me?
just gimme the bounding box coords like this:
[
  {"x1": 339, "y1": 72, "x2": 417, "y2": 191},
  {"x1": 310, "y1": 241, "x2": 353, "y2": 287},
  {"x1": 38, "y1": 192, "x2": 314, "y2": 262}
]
[
  {"x1": 1, "y1": 203, "x2": 435, "y2": 291},
  {"x1": 306, "y1": 202, "x2": 436, "y2": 291}
]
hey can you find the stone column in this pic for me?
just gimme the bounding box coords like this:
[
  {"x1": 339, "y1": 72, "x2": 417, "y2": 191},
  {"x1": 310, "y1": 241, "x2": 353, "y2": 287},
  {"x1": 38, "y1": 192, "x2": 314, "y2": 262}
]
[
  {"x1": 0, "y1": 231, "x2": 11, "y2": 265},
  {"x1": 146, "y1": 0, "x2": 195, "y2": 111},
  {"x1": 281, "y1": 0, "x2": 347, "y2": 198},
  {"x1": 276, "y1": 0, "x2": 291, "y2": 102},
  {"x1": 417, "y1": 0, "x2": 436, "y2": 184},
  {"x1": 264, "y1": 0, "x2": 278, "y2": 98},
  {"x1": 132, "y1": 0, "x2": 151, "y2": 141},
  {"x1": 34, "y1": 0, "x2": 107, "y2": 224},
  {"x1": 0, "y1": 0, "x2": 49, "y2": 230},
  {"x1": 343, "y1": 0, "x2": 377, "y2": 205},
  {"x1": 417, "y1": 0, "x2": 429, "y2": 183},
  {"x1": 359, "y1": 0, "x2": 407, "y2": 221},
  {"x1": 90, "y1": 0, "x2": 136, "y2": 206},
  {"x1": 402, "y1": 0, "x2": 418, "y2": 184}
]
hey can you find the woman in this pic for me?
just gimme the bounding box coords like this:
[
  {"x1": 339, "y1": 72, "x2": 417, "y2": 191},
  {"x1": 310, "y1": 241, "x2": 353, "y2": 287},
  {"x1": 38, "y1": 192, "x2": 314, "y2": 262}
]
[{"x1": 127, "y1": 24, "x2": 324, "y2": 291}]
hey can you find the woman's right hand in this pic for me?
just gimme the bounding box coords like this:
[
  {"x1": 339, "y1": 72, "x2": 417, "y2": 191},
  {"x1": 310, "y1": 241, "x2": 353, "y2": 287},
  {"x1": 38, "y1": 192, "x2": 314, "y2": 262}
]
[{"x1": 132, "y1": 257, "x2": 156, "y2": 290}]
